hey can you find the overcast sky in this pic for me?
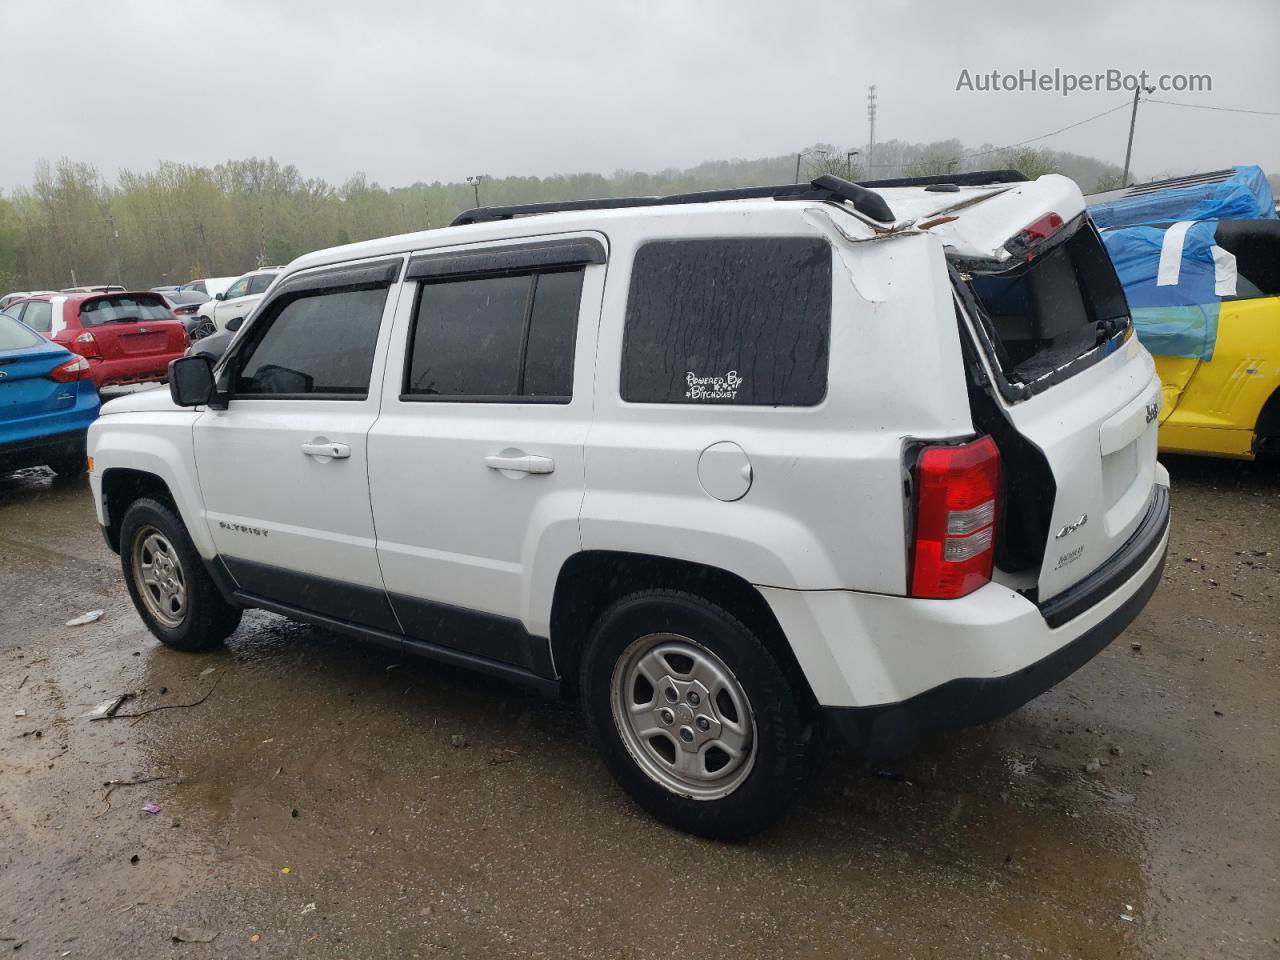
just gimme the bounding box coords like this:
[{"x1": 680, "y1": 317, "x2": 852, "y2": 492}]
[{"x1": 2, "y1": 0, "x2": 1277, "y2": 192}]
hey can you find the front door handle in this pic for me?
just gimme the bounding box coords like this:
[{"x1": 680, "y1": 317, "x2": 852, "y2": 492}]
[
  {"x1": 301, "y1": 440, "x2": 351, "y2": 460},
  {"x1": 484, "y1": 453, "x2": 555, "y2": 475}
]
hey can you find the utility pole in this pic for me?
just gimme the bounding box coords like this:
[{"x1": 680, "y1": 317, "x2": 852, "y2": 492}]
[
  {"x1": 794, "y1": 153, "x2": 802, "y2": 184},
  {"x1": 846, "y1": 150, "x2": 860, "y2": 179},
  {"x1": 866, "y1": 85, "x2": 878, "y2": 175},
  {"x1": 1121, "y1": 84, "x2": 1156, "y2": 186}
]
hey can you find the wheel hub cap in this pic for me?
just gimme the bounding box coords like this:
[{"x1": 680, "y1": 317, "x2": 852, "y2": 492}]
[{"x1": 610, "y1": 633, "x2": 756, "y2": 800}]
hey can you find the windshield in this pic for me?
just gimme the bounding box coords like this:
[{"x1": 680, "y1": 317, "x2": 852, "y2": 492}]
[{"x1": 78, "y1": 294, "x2": 173, "y2": 326}]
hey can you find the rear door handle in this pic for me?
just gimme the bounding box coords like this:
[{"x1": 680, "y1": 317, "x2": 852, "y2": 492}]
[
  {"x1": 484, "y1": 454, "x2": 555, "y2": 475},
  {"x1": 301, "y1": 441, "x2": 351, "y2": 460}
]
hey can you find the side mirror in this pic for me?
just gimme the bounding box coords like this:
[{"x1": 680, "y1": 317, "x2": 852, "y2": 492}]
[
  {"x1": 226, "y1": 315, "x2": 244, "y2": 332},
  {"x1": 169, "y1": 355, "x2": 216, "y2": 407},
  {"x1": 215, "y1": 292, "x2": 226, "y2": 300}
]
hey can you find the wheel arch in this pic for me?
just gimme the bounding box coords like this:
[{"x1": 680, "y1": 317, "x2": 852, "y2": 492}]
[
  {"x1": 1255, "y1": 386, "x2": 1280, "y2": 456},
  {"x1": 549, "y1": 550, "x2": 817, "y2": 711},
  {"x1": 100, "y1": 468, "x2": 180, "y2": 553}
]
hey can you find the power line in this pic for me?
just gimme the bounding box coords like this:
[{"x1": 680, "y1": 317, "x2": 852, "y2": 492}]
[
  {"x1": 1145, "y1": 97, "x2": 1280, "y2": 118},
  {"x1": 959, "y1": 99, "x2": 1133, "y2": 161}
]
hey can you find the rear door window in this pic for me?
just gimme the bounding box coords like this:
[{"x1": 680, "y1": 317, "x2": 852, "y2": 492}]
[
  {"x1": 248, "y1": 273, "x2": 276, "y2": 296},
  {"x1": 620, "y1": 237, "x2": 832, "y2": 406},
  {"x1": 21, "y1": 301, "x2": 52, "y2": 333},
  {"x1": 404, "y1": 268, "x2": 584, "y2": 401}
]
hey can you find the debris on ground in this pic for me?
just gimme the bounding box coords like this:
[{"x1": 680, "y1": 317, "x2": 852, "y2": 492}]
[
  {"x1": 171, "y1": 927, "x2": 217, "y2": 943},
  {"x1": 450, "y1": 734, "x2": 468, "y2": 749},
  {"x1": 280, "y1": 867, "x2": 290, "y2": 875},
  {"x1": 65, "y1": 610, "x2": 103, "y2": 627},
  {"x1": 198, "y1": 667, "x2": 217, "y2": 677},
  {"x1": 85, "y1": 694, "x2": 133, "y2": 719},
  {"x1": 300, "y1": 903, "x2": 316, "y2": 916},
  {"x1": 249, "y1": 934, "x2": 261, "y2": 944},
  {"x1": 1130, "y1": 642, "x2": 1143, "y2": 651},
  {"x1": 488, "y1": 748, "x2": 520, "y2": 765},
  {"x1": 13, "y1": 709, "x2": 25, "y2": 718},
  {"x1": 141, "y1": 803, "x2": 161, "y2": 815}
]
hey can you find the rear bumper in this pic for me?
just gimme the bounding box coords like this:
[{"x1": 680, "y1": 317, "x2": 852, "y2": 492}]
[
  {"x1": 0, "y1": 427, "x2": 90, "y2": 471},
  {"x1": 760, "y1": 483, "x2": 1170, "y2": 756},
  {"x1": 87, "y1": 354, "x2": 183, "y2": 388},
  {"x1": 826, "y1": 538, "x2": 1165, "y2": 756}
]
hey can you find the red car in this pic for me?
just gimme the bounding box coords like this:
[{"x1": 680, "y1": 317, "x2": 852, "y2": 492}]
[{"x1": 0, "y1": 291, "x2": 188, "y2": 390}]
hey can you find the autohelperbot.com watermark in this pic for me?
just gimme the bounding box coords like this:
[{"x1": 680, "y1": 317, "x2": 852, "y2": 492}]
[{"x1": 955, "y1": 68, "x2": 1211, "y2": 96}]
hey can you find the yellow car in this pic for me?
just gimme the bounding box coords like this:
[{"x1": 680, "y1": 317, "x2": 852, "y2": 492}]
[{"x1": 1154, "y1": 220, "x2": 1280, "y2": 459}]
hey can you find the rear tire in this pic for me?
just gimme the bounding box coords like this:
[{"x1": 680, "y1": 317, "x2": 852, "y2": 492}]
[
  {"x1": 580, "y1": 589, "x2": 812, "y2": 840},
  {"x1": 120, "y1": 498, "x2": 242, "y2": 651}
]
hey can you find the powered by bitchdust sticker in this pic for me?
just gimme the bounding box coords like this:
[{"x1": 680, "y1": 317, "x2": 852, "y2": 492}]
[{"x1": 686, "y1": 370, "x2": 743, "y2": 401}]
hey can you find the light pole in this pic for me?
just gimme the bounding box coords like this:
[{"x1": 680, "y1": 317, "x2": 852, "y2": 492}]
[
  {"x1": 846, "y1": 150, "x2": 860, "y2": 179},
  {"x1": 466, "y1": 175, "x2": 483, "y2": 208}
]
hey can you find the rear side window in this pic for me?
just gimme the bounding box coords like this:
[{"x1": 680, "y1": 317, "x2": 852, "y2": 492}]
[
  {"x1": 404, "y1": 269, "x2": 583, "y2": 401},
  {"x1": 234, "y1": 287, "x2": 388, "y2": 398},
  {"x1": 21, "y1": 301, "x2": 52, "y2": 333},
  {"x1": 79, "y1": 295, "x2": 172, "y2": 327},
  {"x1": 621, "y1": 237, "x2": 832, "y2": 406}
]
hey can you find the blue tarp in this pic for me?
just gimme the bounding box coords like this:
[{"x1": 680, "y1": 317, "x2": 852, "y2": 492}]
[
  {"x1": 1090, "y1": 165, "x2": 1277, "y2": 229},
  {"x1": 1101, "y1": 222, "x2": 1220, "y2": 360},
  {"x1": 1091, "y1": 165, "x2": 1276, "y2": 361}
]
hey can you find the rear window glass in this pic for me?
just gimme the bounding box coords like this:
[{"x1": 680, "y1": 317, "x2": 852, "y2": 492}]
[
  {"x1": 0, "y1": 314, "x2": 42, "y2": 349},
  {"x1": 79, "y1": 295, "x2": 173, "y2": 326},
  {"x1": 621, "y1": 237, "x2": 832, "y2": 406},
  {"x1": 966, "y1": 225, "x2": 1129, "y2": 385}
]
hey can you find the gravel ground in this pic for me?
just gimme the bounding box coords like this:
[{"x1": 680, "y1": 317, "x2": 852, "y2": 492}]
[{"x1": 0, "y1": 455, "x2": 1276, "y2": 959}]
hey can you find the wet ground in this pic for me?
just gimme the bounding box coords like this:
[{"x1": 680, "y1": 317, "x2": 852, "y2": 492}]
[{"x1": 0, "y1": 455, "x2": 1276, "y2": 959}]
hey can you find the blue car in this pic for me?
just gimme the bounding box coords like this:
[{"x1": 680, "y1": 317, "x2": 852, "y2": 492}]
[{"x1": 0, "y1": 313, "x2": 100, "y2": 477}]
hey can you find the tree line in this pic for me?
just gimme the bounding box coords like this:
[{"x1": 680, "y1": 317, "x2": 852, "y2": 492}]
[{"x1": 0, "y1": 142, "x2": 1128, "y2": 293}]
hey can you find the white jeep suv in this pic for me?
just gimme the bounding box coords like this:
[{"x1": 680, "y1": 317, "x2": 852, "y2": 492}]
[{"x1": 88, "y1": 172, "x2": 1170, "y2": 838}]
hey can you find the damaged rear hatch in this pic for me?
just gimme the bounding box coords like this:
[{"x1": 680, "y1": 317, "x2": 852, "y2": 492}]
[{"x1": 903, "y1": 175, "x2": 1166, "y2": 606}]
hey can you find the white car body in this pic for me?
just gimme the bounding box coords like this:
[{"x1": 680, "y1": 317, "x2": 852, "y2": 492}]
[
  {"x1": 88, "y1": 174, "x2": 1169, "y2": 824},
  {"x1": 194, "y1": 269, "x2": 280, "y2": 331}
]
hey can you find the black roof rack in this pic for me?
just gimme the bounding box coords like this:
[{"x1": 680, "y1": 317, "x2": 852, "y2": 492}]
[
  {"x1": 858, "y1": 169, "x2": 1028, "y2": 189},
  {"x1": 1119, "y1": 168, "x2": 1236, "y2": 198},
  {"x1": 450, "y1": 176, "x2": 896, "y2": 227}
]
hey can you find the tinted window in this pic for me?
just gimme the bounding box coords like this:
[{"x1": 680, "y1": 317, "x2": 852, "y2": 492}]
[
  {"x1": 235, "y1": 287, "x2": 388, "y2": 397},
  {"x1": 248, "y1": 273, "x2": 276, "y2": 296},
  {"x1": 523, "y1": 271, "x2": 583, "y2": 397},
  {"x1": 79, "y1": 295, "x2": 171, "y2": 326},
  {"x1": 22, "y1": 301, "x2": 52, "y2": 333},
  {"x1": 405, "y1": 269, "x2": 583, "y2": 400},
  {"x1": 621, "y1": 238, "x2": 832, "y2": 406}
]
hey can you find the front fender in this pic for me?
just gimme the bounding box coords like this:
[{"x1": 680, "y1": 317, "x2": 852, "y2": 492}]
[{"x1": 88, "y1": 412, "x2": 209, "y2": 556}]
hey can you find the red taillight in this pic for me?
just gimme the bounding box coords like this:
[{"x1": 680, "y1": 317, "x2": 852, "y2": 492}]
[
  {"x1": 1008, "y1": 211, "x2": 1065, "y2": 261},
  {"x1": 47, "y1": 355, "x2": 91, "y2": 383},
  {"x1": 73, "y1": 330, "x2": 101, "y2": 359},
  {"x1": 910, "y1": 435, "x2": 1001, "y2": 599},
  {"x1": 1022, "y1": 212, "x2": 1064, "y2": 243}
]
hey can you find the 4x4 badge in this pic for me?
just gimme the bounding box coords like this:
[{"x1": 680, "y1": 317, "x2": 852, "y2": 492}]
[
  {"x1": 1145, "y1": 400, "x2": 1159, "y2": 424},
  {"x1": 1055, "y1": 514, "x2": 1088, "y2": 539}
]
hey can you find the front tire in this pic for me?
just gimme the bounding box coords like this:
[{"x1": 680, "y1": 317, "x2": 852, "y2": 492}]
[
  {"x1": 580, "y1": 589, "x2": 812, "y2": 840},
  {"x1": 120, "y1": 498, "x2": 242, "y2": 651}
]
